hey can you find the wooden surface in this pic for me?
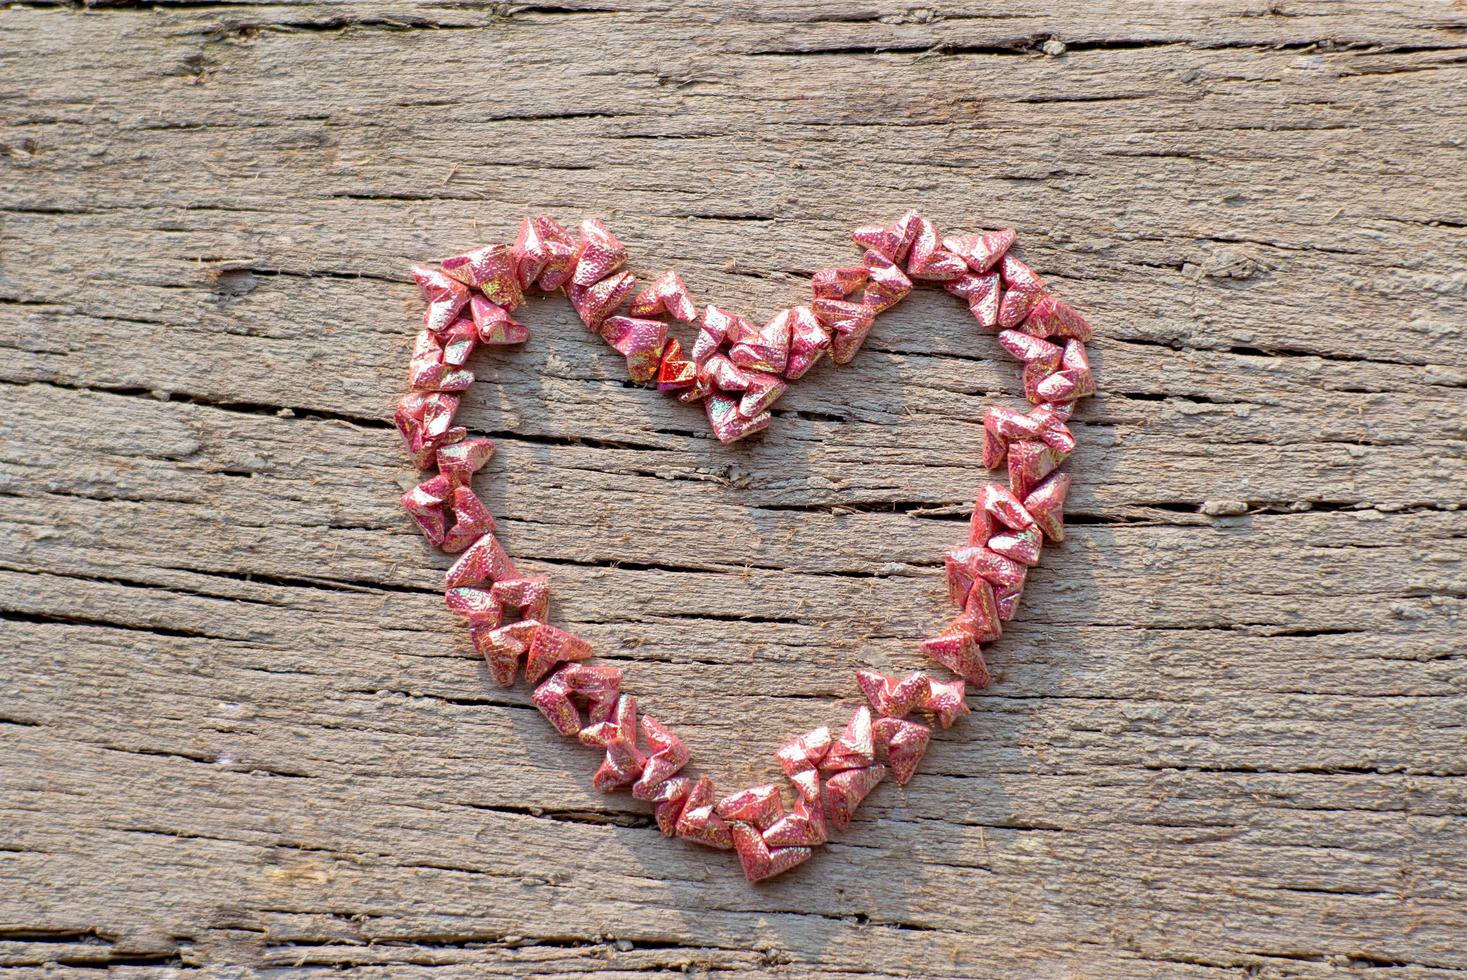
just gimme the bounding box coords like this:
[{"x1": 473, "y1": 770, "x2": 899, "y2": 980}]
[{"x1": 3, "y1": 1, "x2": 1466, "y2": 976}]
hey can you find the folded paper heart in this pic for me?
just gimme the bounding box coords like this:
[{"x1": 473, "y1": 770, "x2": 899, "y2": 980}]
[{"x1": 395, "y1": 211, "x2": 1093, "y2": 882}]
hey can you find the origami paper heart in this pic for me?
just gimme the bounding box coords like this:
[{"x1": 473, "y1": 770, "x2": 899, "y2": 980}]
[{"x1": 395, "y1": 212, "x2": 1093, "y2": 882}]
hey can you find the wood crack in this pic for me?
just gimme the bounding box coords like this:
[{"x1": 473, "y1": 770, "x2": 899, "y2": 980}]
[{"x1": 0, "y1": 609, "x2": 241, "y2": 642}]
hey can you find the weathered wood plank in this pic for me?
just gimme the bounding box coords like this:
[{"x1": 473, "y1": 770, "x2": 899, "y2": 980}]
[{"x1": 2, "y1": 1, "x2": 1465, "y2": 976}]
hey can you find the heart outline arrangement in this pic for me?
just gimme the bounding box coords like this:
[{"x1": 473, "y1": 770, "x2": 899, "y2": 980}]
[{"x1": 393, "y1": 212, "x2": 1094, "y2": 882}]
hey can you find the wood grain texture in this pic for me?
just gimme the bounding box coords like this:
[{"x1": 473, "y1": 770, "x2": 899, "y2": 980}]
[{"x1": 2, "y1": 1, "x2": 1465, "y2": 976}]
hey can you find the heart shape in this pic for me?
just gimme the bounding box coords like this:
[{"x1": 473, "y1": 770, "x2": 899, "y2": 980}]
[{"x1": 394, "y1": 211, "x2": 1094, "y2": 882}]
